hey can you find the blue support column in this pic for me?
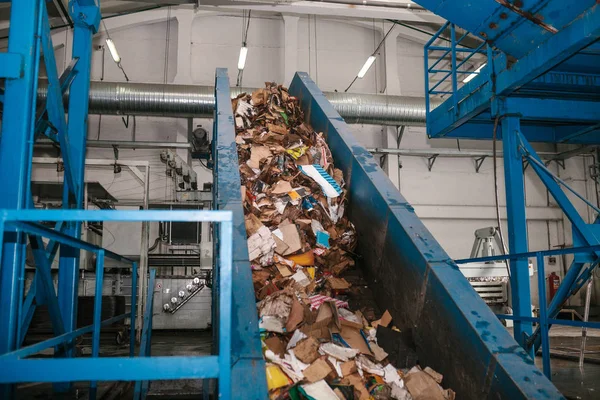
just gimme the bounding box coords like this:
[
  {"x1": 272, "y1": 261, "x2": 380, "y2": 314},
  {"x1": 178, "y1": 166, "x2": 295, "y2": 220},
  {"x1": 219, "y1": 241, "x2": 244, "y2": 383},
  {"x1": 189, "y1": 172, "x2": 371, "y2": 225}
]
[
  {"x1": 0, "y1": 1, "x2": 43, "y2": 396},
  {"x1": 502, "y1": 116, "x2": 533, "y2": 350},
  {"x1": 56, "y1": 2, "x2": 99, "y2": 392}
]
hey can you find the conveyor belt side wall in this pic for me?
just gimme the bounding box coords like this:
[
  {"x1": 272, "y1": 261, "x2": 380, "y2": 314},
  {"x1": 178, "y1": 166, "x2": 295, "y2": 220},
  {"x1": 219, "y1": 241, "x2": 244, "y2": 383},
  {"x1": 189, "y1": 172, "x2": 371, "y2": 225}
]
[
  {"x1": 213, "y1": 68, "x2": 268, "y2": 399},
  {"x1": 289, "y1": 72, "x2": 563, "y2": 399}
]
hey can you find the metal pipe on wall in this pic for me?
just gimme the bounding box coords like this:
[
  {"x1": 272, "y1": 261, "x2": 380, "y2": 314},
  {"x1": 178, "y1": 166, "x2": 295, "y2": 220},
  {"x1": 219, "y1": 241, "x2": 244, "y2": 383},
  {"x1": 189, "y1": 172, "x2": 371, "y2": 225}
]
[{"x1": 37, "y1": 81, "x2": 436, "y2": 126}]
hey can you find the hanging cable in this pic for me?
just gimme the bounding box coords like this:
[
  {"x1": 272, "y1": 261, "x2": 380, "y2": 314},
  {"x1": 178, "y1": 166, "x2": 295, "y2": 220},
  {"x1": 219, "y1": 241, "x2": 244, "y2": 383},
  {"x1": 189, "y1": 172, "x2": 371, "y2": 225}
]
[{"x1": 492, "y1": 115, "x2": 511, "y2": 278}]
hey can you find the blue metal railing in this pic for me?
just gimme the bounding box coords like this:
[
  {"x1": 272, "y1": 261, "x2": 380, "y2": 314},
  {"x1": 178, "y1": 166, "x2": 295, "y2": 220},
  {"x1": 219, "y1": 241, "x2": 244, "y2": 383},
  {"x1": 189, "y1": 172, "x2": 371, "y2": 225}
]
[
  {"x1": 424, "y1": 23, "x2": 489, "y2": 120},
  {"x1": 455, "y1": 243, "x2": 600, "y2": 380},
  {"x1": 0, "y1": 210, "x2": 234, "y2": 399}
]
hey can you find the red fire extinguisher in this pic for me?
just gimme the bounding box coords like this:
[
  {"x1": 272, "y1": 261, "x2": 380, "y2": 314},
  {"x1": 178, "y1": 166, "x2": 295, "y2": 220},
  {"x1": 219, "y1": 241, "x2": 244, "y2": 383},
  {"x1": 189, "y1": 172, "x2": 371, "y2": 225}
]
[{"x1": 548, "y1": 272, "x2": 560, "y2": 301}]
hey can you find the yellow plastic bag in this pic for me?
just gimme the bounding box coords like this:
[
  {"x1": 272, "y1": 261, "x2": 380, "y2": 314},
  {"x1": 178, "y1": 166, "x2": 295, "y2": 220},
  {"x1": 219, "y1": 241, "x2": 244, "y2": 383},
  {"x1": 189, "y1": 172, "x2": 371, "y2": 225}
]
[{"x1": 266, "y1": 364, "x2": 290, "y2": 391}]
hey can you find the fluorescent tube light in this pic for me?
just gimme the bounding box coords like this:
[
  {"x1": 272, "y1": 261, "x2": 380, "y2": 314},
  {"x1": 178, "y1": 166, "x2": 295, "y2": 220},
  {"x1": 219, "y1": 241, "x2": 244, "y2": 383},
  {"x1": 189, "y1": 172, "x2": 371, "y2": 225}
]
[
  {"x1": 105, "y1": 38, "x2": 121, "y2": 64},
  {"x1": 238, "y1": 46, "x2": 248, "y2": 70},
  {"x1": 357, "y1": 55, "x2": 376, "y2": 79}
]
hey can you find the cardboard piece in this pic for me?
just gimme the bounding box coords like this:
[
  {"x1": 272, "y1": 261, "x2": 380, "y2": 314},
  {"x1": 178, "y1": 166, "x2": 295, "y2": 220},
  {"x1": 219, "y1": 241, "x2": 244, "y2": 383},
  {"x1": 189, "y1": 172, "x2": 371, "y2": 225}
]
[
  {"x1": 276, "y1": 263, "x2": 293, "y2": 278},
  {"x1": 424, "y1": 366, "x2": 443, "y2": 384},
  {"x1": 268, "y1": 123, "x2": 289, "y2": 135},
  {"x1": 302, "y1": 358, "x2": 332, "y2": 383},
  {"x1": 327, "y1": 277, "x2": 351, "y2": 291},
  {"x1": 294, "y1": 337, "x2": 320, "y2": 364},
  {"x1": 372, "y1": 310, "x2": 393, "y2": 329},
  {"x1": 245, "y1": 213, "x2": 263, "y2": 236},
  {"x1": 272, "y1": 234, "x2": 290, "y2": 256},
  {"x1": 265, "y1": 336, "x2": 287, "y2": 357},
  {"x1": 340, "y1": 360, "x2": 357, "y2": 377},
  {"x1": 278, "y1": 223, "x2": 302, "y2": 255},
  {"x1": 339, "y1": 326, "x2": 372, "y2": 356},
  {"x1": 338, "y1": 308, "x2": 364, "y2": 330},
  {"x1": 286, "y1": 298, "x2": 305, "y2": 332},
  {"x1": 247, "y1": 146, "x2": 272, "y2": 169},
  {"x1": 341, "y1": 374, "x2": 370, "y2": 400},
  {"x1": 272, "y1": 180, "x2": 293, "y2": 195},
  {"x1": 370, "y1": 342, "x2": 389, "y2": 362},
  {"x1": 404, "y1": 371, "x2": 445, "y2": 400}
]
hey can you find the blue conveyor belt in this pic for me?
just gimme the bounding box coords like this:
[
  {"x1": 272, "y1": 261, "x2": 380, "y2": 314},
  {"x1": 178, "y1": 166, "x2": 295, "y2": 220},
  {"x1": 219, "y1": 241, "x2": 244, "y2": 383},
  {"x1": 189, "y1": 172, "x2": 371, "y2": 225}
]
[{"x1": 213, "y1": 70, "x2": 564, "y2": 399}]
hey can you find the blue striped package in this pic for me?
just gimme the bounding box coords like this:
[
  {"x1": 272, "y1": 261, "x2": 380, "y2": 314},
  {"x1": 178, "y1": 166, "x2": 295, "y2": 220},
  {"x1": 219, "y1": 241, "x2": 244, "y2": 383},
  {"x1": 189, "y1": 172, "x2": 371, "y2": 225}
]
[{"x1": 298, "y1": 164, "x2": 342, "y2": 198}]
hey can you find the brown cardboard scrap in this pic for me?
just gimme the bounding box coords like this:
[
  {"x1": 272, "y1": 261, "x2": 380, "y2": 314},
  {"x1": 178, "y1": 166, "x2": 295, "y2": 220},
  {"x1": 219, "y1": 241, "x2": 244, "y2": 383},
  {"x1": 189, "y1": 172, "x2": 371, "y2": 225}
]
[
  {"x1": 424, "y1": 366, "x2": 443, "y2": 384},
  {"x1": 247, "y1": 145, "x2": 272, "y2": 169},
  {"x1": 370, "y1": 342, "x2": 389, "y2": 362},
  {"x1": 245, "y1": 213, "x2": 263, "y2": 236},
  {"x1": 341, "y1": 374, "x2": 370, "y2": 400},
  {"x1": 285, "y1": 298, "x2": 305, "y2": 332},
  {"x1": 340, "y1": 360, "x2": 357, "y2": 377},
  {"x1": 404, "y1": 370, "x2": 445, "y2": 400},
  {"x1": 338, "y1": 308, "x2": 364, "y2": 330},
  {"x1": 275, "y1": 263, "x2": 292, "y2": 278},
  {"x1": 278, "y1": 223, "x2": 302, "y2": 255},
  {"x1": 339, "y1": 326, "x2": 372, "y2": 356},
  {"x1": 302, "y1": 358, "x2": 332, "y2": 383},
  {"x1": 327, "y1": 277, "x2": 351, "y2": 290},
  {"x1": 272, "y1": 234, "x2": 290, "y2": 256},
  {"x1": 293, "y1": 336, "x2": 320, "y2": 364},
  {"x1": 271, "y1": 180, "x2": 293, "y2": 195},
  {"x1": 268, "y1": 123, "x2": 289, "y2": 135},
  {"x1": 265, "y1": 336, "x2": 287, "y2": 357},
  {"x1": 257, "y1": 282, "x2": 278, "y2": 300},
  {"x1": 372, "y1": 310, "x2": 392, "y2": 329}
]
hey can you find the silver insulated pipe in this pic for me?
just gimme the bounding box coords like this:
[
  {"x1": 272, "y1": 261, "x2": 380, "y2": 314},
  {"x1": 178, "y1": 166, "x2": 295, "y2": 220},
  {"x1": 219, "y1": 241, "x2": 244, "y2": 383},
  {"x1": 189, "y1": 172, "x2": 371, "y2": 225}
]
[{"x1": 38, "y1": 81, "x2": 437, "y2": 126}]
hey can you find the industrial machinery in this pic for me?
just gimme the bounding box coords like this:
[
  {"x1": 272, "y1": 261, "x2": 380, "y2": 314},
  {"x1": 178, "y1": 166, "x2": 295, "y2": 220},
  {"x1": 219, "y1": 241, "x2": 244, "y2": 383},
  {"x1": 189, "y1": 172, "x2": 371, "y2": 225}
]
[{"x1": 460, "y1": 227, "x2": 511, "y2": 313}]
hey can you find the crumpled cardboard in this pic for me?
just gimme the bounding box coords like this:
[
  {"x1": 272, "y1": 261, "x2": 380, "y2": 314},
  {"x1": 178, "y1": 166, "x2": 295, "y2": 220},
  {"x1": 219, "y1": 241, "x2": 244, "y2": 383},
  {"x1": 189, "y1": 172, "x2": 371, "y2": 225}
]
[{"x1": 234, "y1": 82, "x2": 455, "y2": 399}]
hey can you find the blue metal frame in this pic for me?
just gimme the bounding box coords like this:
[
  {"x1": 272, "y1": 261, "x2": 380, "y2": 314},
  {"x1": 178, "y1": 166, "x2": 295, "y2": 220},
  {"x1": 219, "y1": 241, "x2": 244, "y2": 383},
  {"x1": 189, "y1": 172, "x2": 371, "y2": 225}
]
[
  {"x1": 0, "y1": 210, "x2": 234, "y2": 399},
  {"x1": 212, "y1": 68, "x2": 268, "y2": 399},
  {"x1": 456, "y1": 243, "x2": 600, "y2": 380},
  {"x1": 0, "y1": 1, "x2": 100, "y2": 395}
]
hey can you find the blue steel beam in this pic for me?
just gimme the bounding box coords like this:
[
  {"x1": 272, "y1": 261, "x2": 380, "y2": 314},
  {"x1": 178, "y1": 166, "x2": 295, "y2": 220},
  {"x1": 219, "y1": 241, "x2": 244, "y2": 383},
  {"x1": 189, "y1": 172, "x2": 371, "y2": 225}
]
[
  {"x1": 0, "y1": 3, "x2": 42, "y2": 398},
  {"x1": 502, "y1": 116, "x2": 533, "y2": 350},
  {"x1": 40, "y1": 3, "x2": 77, "y2": 196},
  {"x1": 289, "y1": 71, "x2": 562, "y2": 399},
  {"x1": 0, "y1": 356, "x2": 221, "y2": 383},
  {"x1": 0, "y1": 209, "x2": 233, "y2": 223},
  {"x1": 212, "y1": 68, "x2": 267, "y2": 399},
  {"x1": 57, "y1": 3, "x2": 100, "y2": 387},
  {"x1": 515, "y1": 131, "x2": 600, "y2": 352}
]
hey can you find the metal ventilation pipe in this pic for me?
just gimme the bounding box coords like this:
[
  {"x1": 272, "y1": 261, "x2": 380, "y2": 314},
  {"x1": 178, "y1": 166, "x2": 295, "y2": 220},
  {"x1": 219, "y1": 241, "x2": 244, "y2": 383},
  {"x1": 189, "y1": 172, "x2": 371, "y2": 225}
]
[{"x1": 37, "y1": 81, "x2": 437, "y2": 126}]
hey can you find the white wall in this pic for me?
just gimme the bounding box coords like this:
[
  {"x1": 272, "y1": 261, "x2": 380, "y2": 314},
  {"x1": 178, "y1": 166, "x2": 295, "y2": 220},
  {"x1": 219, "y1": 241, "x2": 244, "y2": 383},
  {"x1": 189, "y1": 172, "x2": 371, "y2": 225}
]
[{"x1": 41, "y1": 8, "x2": 600, "y2": 308}]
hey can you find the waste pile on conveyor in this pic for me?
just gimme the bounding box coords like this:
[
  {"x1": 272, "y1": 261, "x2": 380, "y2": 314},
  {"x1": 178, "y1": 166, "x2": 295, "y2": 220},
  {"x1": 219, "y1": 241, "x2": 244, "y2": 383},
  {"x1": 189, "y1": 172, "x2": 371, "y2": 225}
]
[{"x1": 234, "y1": 83, "x2": 456, "y2": 400}]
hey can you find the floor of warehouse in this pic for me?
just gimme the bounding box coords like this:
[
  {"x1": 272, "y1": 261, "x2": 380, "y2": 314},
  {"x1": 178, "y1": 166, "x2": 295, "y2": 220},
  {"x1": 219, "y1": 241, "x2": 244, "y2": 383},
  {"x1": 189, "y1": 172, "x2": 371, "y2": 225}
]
[{"x1": 15, "y1": 328, "x2": 600, "y2": 399}]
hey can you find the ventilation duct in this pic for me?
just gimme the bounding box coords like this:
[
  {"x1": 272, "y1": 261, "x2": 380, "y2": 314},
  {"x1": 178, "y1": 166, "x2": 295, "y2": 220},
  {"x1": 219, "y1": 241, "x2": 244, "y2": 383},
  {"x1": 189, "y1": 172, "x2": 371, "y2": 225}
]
[{"x1": 37, "y1": 81, "x2": 439, "y2": 126}]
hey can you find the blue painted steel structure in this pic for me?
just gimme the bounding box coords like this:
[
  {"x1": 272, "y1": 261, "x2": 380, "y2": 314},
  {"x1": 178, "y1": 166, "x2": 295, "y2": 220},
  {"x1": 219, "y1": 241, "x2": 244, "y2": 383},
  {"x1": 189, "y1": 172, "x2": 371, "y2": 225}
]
[
  {"x1": 212, "y1": 68, "x2": 268, "y2": 399},
  {"x1": 288, "y1": 72, "x2": 562, "y2": 399},
  {"x1": 415, "y1": 0, "x2": 600, "y2": 356},
  {"x1": 0, "y1": 0, "x2": 240, "y2": 395},
  {"x1": 0, "y1": 210, "x2": 235, "y2": 400}
]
